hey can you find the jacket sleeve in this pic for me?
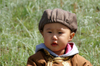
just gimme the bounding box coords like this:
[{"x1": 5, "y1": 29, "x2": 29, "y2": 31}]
[
  {"x1": 27, "y1": 57, "x2": 37, "y2": 66},
  {"x1": 27, "y1": 50, "x2": 47, "y2": 66},
  {"x1": 71, "y1": 54, "x2": 92, "y2": 66}
]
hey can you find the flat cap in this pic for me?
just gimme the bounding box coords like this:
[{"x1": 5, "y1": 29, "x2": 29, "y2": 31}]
[{"x1": 39, "y1": 8, "x2": 77, "y2": 33}]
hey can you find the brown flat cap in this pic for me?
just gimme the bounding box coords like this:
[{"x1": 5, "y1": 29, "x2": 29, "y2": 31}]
[{"x1": 39, "y1": 8, "x2": 77, "y2": 33}]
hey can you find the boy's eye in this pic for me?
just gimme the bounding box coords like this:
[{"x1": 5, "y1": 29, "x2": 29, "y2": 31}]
[
  {"x1": 58, "y1": 32, "x2": 63, "y2": 34},
  {"x1": 48, "y1": 31, "x2": 52, "y2": 33}
]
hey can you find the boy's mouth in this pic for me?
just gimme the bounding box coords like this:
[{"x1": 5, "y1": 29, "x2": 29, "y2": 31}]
[{"x1": 51, "y1": 43, "x2": 58, "y2": 46}]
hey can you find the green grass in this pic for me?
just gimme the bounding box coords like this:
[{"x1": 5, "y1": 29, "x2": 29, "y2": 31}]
[{"x1": 0, "y1": 0, "x2": 100, "y2": 66}]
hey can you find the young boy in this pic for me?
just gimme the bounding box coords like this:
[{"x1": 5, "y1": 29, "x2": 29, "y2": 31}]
[{"x1": 27, "y1": 8, "x2": 92, "y2": 66}]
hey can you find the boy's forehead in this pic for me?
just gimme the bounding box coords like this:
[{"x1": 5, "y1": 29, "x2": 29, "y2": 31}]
[{"x1": 44, "y1": 23, "x2": 69, "y2": 30}]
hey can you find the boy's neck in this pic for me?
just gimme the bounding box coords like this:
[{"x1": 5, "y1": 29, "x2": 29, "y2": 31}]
[{"x1": 53, "y1": 49, "x2": 65, "y2": 56}]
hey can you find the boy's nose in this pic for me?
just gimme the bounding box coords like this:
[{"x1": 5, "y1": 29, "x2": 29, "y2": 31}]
[{"x1": 52, "y1": 35, "x2": 57, "y2": 40}]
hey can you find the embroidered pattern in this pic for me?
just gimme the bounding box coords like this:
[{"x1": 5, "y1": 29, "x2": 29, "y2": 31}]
[
  {"x1": 62, "y1": 62, "x2": 70, "y2": 66},
  {"x1": 47, "y1": 61, "x2": 53, "y2": 66},
  {"x1": 43, "y1": 49, "x2": 71, "y2": 66},
  {"x1": 47, "y1": 57, "x2": 71, "y2": 66}
]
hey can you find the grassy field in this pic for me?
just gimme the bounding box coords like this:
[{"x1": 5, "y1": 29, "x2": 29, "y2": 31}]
[{"x1": 0, "y1": 0, "x2": 100, "y2": 66}]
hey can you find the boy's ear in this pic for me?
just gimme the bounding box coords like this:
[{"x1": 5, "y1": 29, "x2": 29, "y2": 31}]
[{"x1": 68, "y1": 32, "x2": 75, "y2": 42}]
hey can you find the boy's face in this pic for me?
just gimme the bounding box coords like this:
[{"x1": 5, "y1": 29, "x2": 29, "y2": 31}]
[{"x1": 41, "y1": 23, "x2": 75, "y2": 55}]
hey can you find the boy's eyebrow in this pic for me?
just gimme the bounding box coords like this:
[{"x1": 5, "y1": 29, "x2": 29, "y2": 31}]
[
  {"x1": 46, "y1": 28, "x2": 51, "y2": 30},
  {"x1": 46, "y1": 28, "x2": 64, "y2": 31}
]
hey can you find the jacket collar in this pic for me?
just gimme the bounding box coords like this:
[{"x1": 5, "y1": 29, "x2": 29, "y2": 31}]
[{"x1": 35, "y1": 42, "x2": 79, "y2": 57}]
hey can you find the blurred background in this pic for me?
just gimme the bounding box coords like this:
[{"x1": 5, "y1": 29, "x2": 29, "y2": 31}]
[{"x1": 0, "y1": 0, "x2": 100, "y2": 66}]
